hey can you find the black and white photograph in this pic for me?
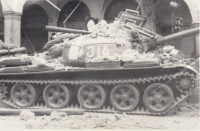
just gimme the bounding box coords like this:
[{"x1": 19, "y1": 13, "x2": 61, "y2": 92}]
[{"x1": 0, "y1": 0, "x2": 199, "y2": 129}]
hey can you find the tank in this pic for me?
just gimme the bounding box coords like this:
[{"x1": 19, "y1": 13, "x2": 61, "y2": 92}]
[{"x1": 0, "y1": 9, "x2": 199, "y2": 115}]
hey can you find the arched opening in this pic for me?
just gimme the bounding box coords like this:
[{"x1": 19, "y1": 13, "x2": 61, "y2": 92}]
[
  {"x1": 58, "y1": 1, "x2": 90, "y2": 30},
  {"x1": 156, "y1": 0, "x2": 192, "y2": 35},
  {"x1": 104, "y1": 0, "x2": 141, "y2": 23},
  {"x1": 155, "y1": 0, "x2": 194, "y2": 57},
  {"x1": 21, "y1": 3, "x2": 48, "y2": 53}
]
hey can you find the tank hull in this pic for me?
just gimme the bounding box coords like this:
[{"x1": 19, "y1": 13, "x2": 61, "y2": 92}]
[{"x1": 0, "y1": 65, "x2": 197, "y2": 115}]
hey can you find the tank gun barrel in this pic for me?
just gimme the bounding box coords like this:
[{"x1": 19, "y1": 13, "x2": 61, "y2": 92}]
[
  {"x1": 46, "y1": 26, "x2": 92, "y2": 34},
  {"x1": 144, "y1": 27, "x2": 199, "y2": 52},
  {"x1": 156, "y1": 27, "x2": 199, "y2": 44}
]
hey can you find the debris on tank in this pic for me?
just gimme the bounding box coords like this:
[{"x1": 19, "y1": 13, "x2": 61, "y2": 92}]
[
  {"x1": 84, "y1": 44, "x2": 193, "y2": 67},
  {"x1": 0, "y1": 35, "x2": 196, "y2": 72},
  {"x1": 87, "y1": 20, "x2": 96, "y2": 32},
  {"x1": 85, "y1": 53, "x2": 121, "y2": 63},
  {"x1": 32, "y1": 56, "x2": 47, "y2": 66},
  {"x1": 0, "y1": 42, "x2": 79, "y2": 73},
  {"x1": 87, "y1": 20, "x2": 131, "y2": 41},
  {"x1": 121, "y1": 49, "x2": 140, "y2": 61},
  {"x1": 153, "y1": 45, "x2": 192, "y2": 65},
  {"x1": 0, "y1": 41, "x2": 193, "y2": 72},
  {"x1": 0, "y1": 40, "x2": 17, "y2": 50},
  {"x1": 162, "y1": 45, "x2": 174, "y2": 53}
]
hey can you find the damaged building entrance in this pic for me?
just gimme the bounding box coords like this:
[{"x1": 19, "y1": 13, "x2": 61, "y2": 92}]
[{"x1": 21, "y1": 4, "x2": 48, "y2": 53}]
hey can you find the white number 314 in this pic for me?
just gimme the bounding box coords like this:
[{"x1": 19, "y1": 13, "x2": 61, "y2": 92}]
[{"x1": 86, "y1": 46, "x2": 110, "y2": 57}]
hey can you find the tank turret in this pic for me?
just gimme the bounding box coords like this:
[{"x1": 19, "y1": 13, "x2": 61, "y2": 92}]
[
  {"x1": 45, "y1": 24, "x2": 199, "y2": 66},
  {"x1": 46, "y1": 26, "x2": 199, "y2": 52}
]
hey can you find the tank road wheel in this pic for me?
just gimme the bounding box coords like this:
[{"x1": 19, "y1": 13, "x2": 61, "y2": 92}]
[
  {"x1": 143, "y1": 83, "x2": 174, "y2": 113},
  {"x1": 10, "y1": 84, "x2": 37, "y2": 108},
  {"x1": 78, "y1": 84, "x2": 106, "y2": 110},
  {"x1": 43, "y1": 84, "x2": 70, "y2": 109},
  {"x1": 110, "y1": 84, "x2": 140, "y2": 112}
]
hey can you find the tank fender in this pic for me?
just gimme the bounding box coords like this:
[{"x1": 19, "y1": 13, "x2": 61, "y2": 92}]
[{"x1": 176, "y1": 64, "x2": 199, "y2": 75}]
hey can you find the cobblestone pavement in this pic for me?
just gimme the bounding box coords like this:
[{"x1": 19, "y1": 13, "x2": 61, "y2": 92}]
[{"x1": 0, "y1": 106, "x2": 199, "y2": 129}]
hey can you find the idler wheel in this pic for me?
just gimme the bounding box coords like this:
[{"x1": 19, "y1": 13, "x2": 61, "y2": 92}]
[
  {"x1": 78, "y1": 84, "x2": 106, "y2": 110},
  {"x1": 10, "y1": 83, "x2": 37, "y2": 108},
  {"x1": 43, "y1": 84, "x2": 70, "y2": 109},
  {"x1": 143, "y1": 83, "x2": 174, "y2": 113},
  {"x1": 110, "y1": 84, "x2": 140, "y2": 112}
]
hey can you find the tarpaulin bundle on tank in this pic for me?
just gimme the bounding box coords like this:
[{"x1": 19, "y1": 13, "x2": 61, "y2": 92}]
[
  {"x1": 0, "y1": 56, "x2": 31, "y2": 66},
  {"x1": 0, "y1": 65, "x2": 55, "y2": 73},
  {"x1": 0, "y1": 47, "x2": 26, "y2": 56}
]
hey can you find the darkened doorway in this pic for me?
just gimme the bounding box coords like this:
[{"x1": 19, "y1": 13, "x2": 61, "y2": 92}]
[
  {"x1": 22, "y1": 4, "x2": 48, "y2": 53},
  {"x1": 58, "y1": 1, "x2": 90, "y2": 30}
]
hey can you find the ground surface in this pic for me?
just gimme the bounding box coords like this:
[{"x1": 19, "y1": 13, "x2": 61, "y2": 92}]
[{"x1": 0, "y1": 104, "x2": 199, "y2": 129}]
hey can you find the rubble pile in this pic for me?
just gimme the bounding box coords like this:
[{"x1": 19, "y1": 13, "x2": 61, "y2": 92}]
[
  {"x1": 174, "y1": 102, "x2": 200, "y2": 117},
  {"x1": 21, "y1": 107, "x2": 200, "y2": 129},
  {"x1": 87, "y1": 20, "x2": 132, "y2": 40},
  {"x1": 20, "y1": 110, "x2": 35, "y2": 121},
  {"x1": 85, "y1": 53, "x2": 121, "y2": 63},
  {"x1": 153, "y1": 45, "x2": 191, "y2": 65},
  {"x1": 86, "y1": 19, "x2": 152, "y2": 41}
]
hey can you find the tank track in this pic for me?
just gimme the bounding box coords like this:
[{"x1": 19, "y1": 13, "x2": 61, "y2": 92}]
[{"x1": 0, "y1": 71, "x2": 197, "y2": 116}]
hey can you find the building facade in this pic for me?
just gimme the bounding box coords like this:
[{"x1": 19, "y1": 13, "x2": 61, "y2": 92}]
[{"x1": 0, "y1": 0, "x2": 199, "y2": 56}]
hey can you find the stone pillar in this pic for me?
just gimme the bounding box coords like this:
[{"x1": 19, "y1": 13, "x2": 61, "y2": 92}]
[
  {"x1": 1, "y1": 0, "x2": 26, "y2": 47},
  {"x1": 47, "y1": 6, "x2": 58, "y2": 41},
  {"x1": 3, "y1": 11, "x2": 22, "y2": 47},
  {"x1": 188, "y1": 22, "x2": 199, "y2": 104},
  {"x1": 192, "y1": 22, "x2": 200, "y2": 58}
]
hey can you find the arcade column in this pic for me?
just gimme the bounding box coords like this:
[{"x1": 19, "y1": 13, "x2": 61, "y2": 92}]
[
  {"x1": 3, "y1": 11, "x2": 22, "y2": 47},
  {"x1": 1, "y1": 0, "x2": 26, "y2": 47}
]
